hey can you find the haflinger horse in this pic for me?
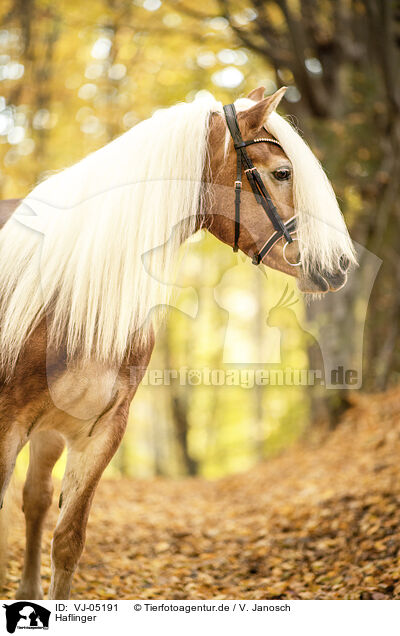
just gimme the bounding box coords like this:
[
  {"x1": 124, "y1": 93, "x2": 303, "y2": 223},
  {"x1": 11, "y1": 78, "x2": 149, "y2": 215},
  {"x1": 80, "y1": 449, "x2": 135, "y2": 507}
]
[{"x1": 0, "y1": 86, "x2": 356, "y2": 599}]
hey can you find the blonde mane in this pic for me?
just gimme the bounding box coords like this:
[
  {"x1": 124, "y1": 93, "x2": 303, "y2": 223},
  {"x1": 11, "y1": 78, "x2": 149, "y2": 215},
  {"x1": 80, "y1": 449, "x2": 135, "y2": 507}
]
[{"x1": 0, "y1": 97, "x2": 220, "y2": 374}]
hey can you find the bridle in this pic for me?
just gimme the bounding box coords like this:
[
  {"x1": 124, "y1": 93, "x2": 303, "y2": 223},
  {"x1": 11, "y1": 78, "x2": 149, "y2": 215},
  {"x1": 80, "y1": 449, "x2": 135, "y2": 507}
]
[{"x1": 223, "y1": 103, "x2": 300, "y2": 266}]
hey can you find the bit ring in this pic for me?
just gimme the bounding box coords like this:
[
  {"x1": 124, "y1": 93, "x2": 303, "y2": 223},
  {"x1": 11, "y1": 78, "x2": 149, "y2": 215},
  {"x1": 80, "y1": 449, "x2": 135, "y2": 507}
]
[{"x1": 283, "y1": 238, "x2": 302, "y2": 267}]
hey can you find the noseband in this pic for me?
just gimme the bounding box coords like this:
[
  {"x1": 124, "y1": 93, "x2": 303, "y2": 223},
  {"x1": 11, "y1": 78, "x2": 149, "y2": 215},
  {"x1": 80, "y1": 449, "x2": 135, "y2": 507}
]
[{"x1": 223, "y1": 103, "x2": 299, "y2": 266}]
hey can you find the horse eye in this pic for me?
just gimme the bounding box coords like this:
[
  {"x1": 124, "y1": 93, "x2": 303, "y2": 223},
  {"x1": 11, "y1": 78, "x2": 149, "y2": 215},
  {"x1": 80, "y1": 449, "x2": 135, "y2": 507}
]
[{"x1": 273, "y1": 168, "x2": 291, "y2": 181}]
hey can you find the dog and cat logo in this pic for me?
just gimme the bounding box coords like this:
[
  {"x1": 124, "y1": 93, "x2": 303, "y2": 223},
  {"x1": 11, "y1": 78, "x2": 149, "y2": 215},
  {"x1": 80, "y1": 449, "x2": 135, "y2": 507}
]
[{"x1": 2, "y1": 602, "x2": 50, "y2": 633}]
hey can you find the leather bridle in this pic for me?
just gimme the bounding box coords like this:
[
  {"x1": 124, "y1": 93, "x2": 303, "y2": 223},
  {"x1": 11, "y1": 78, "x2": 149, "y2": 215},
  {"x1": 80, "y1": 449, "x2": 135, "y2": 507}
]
[{"x1": 223, "y1": 102, "x2": 299, "y2": 266}]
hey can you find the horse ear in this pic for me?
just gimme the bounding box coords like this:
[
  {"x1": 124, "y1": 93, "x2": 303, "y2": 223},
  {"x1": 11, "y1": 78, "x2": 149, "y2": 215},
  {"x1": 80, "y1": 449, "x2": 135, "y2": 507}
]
[
  {"x1": 239, "y1": 87, "x2": 287, "y2": 135},
  {"x1": 247, "y1": 86, "x2": 265, "y2": 101}
]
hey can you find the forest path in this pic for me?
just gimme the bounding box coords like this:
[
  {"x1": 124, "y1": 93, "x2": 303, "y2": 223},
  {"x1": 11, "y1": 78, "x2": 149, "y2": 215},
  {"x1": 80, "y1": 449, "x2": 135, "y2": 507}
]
[{"x1": 3, "y1": 386, "x2": 400, "y2": 600}]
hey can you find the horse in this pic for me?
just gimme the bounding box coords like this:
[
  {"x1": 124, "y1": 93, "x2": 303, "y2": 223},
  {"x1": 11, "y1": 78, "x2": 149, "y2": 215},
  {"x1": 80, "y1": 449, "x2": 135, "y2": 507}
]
[{"x1": 0, "y1": 86, "x2": 356, "y2": 599}]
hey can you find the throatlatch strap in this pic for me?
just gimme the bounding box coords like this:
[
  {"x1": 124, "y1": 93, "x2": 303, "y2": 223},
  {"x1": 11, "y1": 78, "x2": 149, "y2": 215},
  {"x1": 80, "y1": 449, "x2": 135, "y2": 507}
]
[
  {"x1": 234, "y1": 149, "x2": 241, "y2": 252},
  {"x1": 223, "y1": 103, "x2": 243, "y2": 149},
  {"x1": 224, "y1": 103, "x2": 242, "y2": 252}
]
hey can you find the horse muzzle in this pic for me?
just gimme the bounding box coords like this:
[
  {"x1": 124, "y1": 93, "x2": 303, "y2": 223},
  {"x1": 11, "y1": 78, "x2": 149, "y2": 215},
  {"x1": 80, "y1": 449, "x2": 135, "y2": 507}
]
[{"x1": 298, "y1": 254, "x2": 350, "y2": 293}]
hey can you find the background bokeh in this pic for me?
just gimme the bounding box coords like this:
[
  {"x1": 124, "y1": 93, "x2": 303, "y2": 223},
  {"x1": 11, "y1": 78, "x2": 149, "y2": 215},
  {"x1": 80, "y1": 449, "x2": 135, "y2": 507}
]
[{"x1": 1, "y1": 0, "x2": 398, "y2": 479}]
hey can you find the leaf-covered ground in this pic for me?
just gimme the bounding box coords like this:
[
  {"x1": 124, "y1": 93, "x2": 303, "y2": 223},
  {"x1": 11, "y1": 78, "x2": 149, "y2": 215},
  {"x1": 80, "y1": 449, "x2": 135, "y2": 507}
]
[{"x1": 3, "y1": 386, "x2": 400, "y2": 599}]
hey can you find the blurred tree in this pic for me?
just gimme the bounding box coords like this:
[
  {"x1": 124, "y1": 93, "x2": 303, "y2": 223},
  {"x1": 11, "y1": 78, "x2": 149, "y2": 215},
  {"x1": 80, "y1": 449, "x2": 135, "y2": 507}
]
[{"x1": 164, "y1": 320, "x2": 199, "y2": 475}]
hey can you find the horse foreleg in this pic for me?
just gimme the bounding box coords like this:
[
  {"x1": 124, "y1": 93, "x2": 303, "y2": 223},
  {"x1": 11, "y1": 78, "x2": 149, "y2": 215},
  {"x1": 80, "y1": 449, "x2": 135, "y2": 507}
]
[
  {"x1": 16, "y1": 430, "x2": 65, "y2": 600},
  {"x1": 48, "y1": 398, "x2": 129, "y2": 599},
  {"x1": 0, "y1": 416, "x2": 27, "y2": 589},
  {"x1": 0, "y1": 423, "x2": 24, "y2": 507}
]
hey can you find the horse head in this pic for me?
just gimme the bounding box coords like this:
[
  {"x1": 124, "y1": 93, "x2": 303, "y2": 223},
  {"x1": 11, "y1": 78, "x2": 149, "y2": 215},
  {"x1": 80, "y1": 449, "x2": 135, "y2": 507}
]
[{"x1": 206, "y1": 87, "x2": 356, "y2": 293}]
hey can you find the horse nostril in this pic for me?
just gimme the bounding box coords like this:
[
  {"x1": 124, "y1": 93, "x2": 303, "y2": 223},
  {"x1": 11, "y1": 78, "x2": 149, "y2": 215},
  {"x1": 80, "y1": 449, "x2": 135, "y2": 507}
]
[{"x1": 339, "y1": 255, "x2": 350, "y2": 272}]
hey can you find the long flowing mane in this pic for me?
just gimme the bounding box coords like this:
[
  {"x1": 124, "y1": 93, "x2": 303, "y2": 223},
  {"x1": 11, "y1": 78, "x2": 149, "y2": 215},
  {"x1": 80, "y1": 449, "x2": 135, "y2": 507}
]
[
  {"x1": 0, "y1": 93, "x2": 356, "y2": 377},
  {"x1": 234, "y1": 97, "x2": 357, "y2": 274},
  {"x1": 0, "y1": 98, "x2": 220, "y2": 375}
]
